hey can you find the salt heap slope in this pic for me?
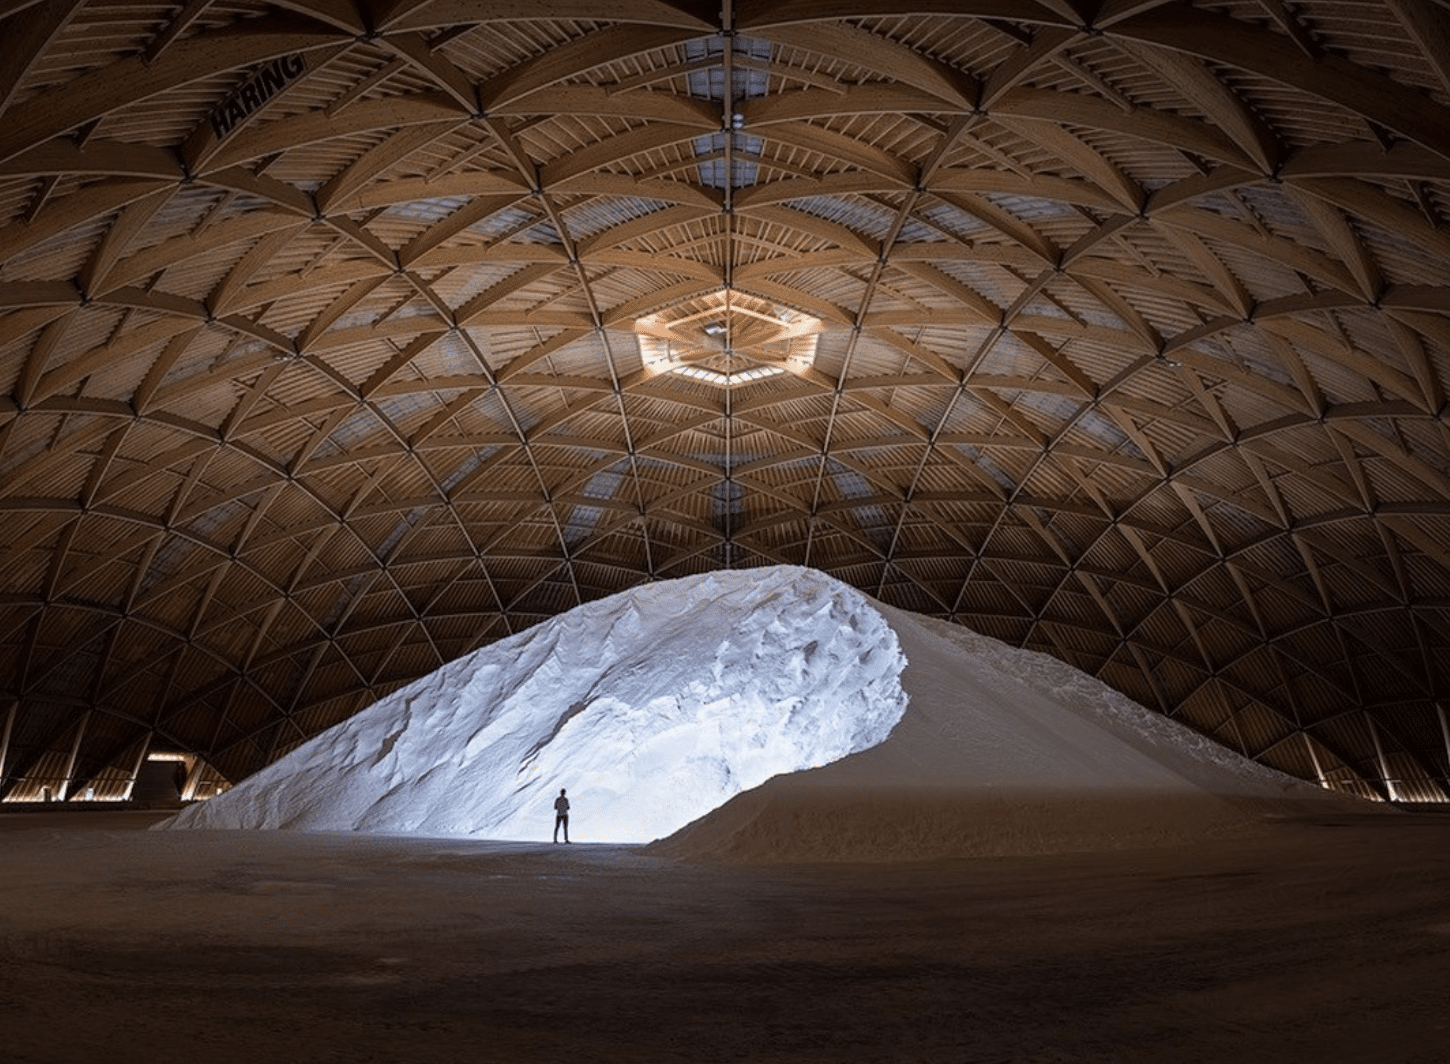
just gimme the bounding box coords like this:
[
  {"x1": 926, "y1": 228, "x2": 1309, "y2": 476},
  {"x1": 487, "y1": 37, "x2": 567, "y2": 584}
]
[
  {"x1": 649, "y1": 594, "x2": 1362, "y2": 863},
  {"x1": 157, "y1": 567, "x2": 909, "y2": 842}
]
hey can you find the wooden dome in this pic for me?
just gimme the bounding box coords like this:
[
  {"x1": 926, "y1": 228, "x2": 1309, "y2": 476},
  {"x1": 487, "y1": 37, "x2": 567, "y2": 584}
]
[{"x1": 2, "y1": 0, "x2": 1449, "y2": 802}]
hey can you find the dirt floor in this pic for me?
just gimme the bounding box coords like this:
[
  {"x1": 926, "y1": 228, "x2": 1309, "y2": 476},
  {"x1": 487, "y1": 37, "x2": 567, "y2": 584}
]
[{"x1": 2, "y1": 808, "x2": 1448, "y2": 1064}]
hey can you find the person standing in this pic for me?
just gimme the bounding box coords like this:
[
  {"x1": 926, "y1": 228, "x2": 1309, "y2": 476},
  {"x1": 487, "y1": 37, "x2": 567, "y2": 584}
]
[{"x1": 553, "y1": 787, "x2": 570, "y2": 843}]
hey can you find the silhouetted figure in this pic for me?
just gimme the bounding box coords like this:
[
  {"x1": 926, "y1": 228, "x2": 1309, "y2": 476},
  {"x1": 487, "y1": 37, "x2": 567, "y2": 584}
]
[{"x1": 553, "y1": 788, "x2": 570, "y2": 843}]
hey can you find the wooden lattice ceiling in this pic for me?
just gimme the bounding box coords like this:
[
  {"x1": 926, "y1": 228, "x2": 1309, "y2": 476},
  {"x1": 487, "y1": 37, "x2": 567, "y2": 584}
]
[{"x1": 3, "y1": 0, "x2": 1450, "y2": 802}]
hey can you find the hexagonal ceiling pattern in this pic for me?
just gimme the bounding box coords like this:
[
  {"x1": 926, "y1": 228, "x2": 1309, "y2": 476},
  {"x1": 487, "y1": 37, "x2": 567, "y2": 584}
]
[{"x1": 2, "y1": 0, "x2": 1450, "y2": 802}]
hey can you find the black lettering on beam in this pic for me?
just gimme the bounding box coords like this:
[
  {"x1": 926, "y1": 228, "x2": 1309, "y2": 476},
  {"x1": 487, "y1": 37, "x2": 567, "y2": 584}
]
[{"x1": 207, "y1": 53, "x2": 310, "y2": 142}]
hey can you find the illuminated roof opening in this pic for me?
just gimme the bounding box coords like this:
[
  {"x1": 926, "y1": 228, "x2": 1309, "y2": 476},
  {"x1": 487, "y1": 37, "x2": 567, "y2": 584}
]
[{"x1": 636, "y1": 291, "x2": 821, "y2": 388}]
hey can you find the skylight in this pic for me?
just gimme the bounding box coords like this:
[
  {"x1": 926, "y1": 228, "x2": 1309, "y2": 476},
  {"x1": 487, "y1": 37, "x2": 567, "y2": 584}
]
[{"x1": 636, "y1": 290, "x2": 821, "y2": 388}]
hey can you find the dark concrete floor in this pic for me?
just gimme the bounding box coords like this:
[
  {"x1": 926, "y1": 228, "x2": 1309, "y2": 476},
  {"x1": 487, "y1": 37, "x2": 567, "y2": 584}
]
[{"x1": 3, "y1": 809, "x2": 1448, "y2": 1063}]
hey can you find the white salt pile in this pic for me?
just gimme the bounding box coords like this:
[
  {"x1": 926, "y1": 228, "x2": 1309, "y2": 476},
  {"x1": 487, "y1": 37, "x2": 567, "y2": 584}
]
[
  {"x1": 157, "y1": 565, "x2": 1362, "y2": 858},
  {"x1": 157, "y1": 566, "x2": 909, "y2": 842}
]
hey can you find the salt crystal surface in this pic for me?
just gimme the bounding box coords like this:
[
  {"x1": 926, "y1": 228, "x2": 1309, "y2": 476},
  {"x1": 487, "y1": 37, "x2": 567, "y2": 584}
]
[
  {"x1": 158, "y1": 565, "x2": 1359, "y2": 854},
  {"x1": 158, "y1": 567, "x2": 908, "y2": 841}
]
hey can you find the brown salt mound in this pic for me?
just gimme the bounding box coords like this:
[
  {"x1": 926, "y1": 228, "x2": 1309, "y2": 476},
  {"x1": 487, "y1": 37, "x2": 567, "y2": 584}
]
[{"x1": 648, "y1": 602, "x2": 1374, "y2": 863}]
